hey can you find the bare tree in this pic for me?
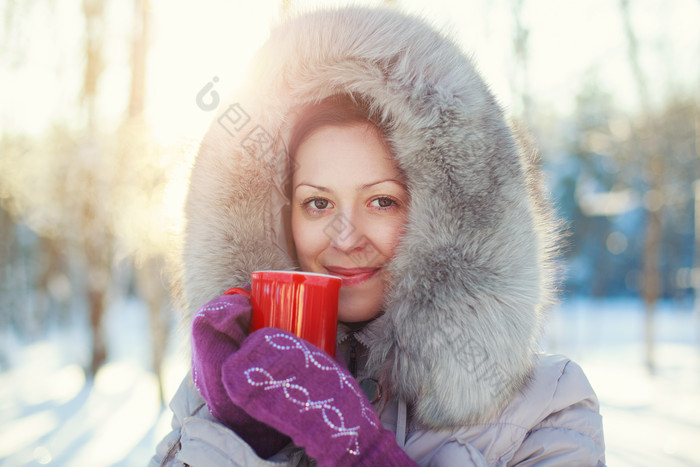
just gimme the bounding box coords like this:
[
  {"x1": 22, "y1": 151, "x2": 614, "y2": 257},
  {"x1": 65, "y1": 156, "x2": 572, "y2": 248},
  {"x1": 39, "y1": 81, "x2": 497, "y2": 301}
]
[
  {"x1": 121, "y1": 0, "x2": 172, "y2": 405},
  {"x1": 510, "y1": 0, "x2": 531, "y2": 123},
  {"x1": 695, "y1": 110, "x2": 700, "y2": 312},
  {"x1": 81, "y1": 0, "x2": 114, "y2": 377},
  {"x1": 2, "y1": 0, "x2": 177, "y2": 386},
  {"x1": 619, "y1": 0, "x2": 664, "y2": 373}
]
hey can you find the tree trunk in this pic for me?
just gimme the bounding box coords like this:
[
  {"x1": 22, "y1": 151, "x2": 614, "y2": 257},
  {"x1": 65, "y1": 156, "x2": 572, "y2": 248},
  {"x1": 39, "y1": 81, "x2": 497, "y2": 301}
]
[
  {"x1": 127, "y1": 0, "x2": 171, "y2": 404},
  {"x1": 135, "y1": 256, "x2": 169, "y2": 405},
  {"x1": 88, "y1": 287, "x2": 107, "y2": 376},
  {"x1": 693, "y1": 114, "x2": 700, "y2": 314},
  {"x1": 510, "y1": 0, "x2": 531, "y2": 122},
  {"x1": 82, "y1": 0, "x2": 110, "y2": 378},
  {"x1": 620, "y1": 0, "x2": 664, "y2": 373},
  {"x1": 129, "y1": 0, "x2": 149, "y2": 119},
  {"x1": 642, "y1": 200, "x2": 662, "y2": 372}
]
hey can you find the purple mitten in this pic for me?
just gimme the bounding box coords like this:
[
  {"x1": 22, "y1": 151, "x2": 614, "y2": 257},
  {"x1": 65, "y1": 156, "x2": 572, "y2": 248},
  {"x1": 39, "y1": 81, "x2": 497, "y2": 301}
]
[
  {"x1": 190, "y1": 292, "x2": 290, "y2": 458},
  {"x1": 221, "y1": 328, "x2": 418, "y2": 467}
]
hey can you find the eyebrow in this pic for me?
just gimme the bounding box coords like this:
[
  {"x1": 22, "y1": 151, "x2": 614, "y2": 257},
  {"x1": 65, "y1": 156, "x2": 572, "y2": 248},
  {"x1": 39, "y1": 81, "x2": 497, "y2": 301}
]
[
  {"x1": 294, "y1": 183, "x2": 330, "y2": 192},
  {"x1": 293, "y1": 179, "x2": 405, "y2": 192}
]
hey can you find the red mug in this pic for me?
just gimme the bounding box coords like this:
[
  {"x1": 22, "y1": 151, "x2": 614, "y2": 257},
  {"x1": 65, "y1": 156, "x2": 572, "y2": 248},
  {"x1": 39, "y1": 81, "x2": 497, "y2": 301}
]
[{"x1": 225, "y1": 270, "x2": 342, "y2": 357}]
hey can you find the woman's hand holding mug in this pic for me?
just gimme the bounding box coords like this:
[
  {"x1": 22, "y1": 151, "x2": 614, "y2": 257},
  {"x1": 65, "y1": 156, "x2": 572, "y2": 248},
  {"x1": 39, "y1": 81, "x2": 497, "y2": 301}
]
[
  {"x1": 190, "y1": 290, "x2": 291, "y2": 458},
  {"x1": 191, "y1": 270, "x2": 343, "y2": 458}
]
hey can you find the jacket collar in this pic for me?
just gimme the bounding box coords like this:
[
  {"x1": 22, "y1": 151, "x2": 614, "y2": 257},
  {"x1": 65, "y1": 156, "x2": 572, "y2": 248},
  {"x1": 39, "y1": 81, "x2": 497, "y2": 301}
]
[{"x1": 337, "y1": 319, "x2": 383, "y2": 349}]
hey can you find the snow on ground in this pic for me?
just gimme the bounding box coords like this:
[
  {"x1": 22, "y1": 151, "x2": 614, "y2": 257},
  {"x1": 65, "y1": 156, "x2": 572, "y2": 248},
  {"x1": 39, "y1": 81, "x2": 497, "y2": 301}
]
[
  {"x1": 543, "y1": 298, "x2": 700, "y2": 467},
  {"x1": 0, "y1": 298, "x2": 189, "y2": 467},
  {"x1": 0, "y1": 296, "x2": 699, "y2": 466}
]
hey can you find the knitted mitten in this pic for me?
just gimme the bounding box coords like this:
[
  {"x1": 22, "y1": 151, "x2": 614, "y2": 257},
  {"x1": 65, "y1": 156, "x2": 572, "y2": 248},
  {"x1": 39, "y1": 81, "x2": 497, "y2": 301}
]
[
  {"x1": 221, "y1": 328, "x2": 418, "y2": 467},
  {"x1": 190, "y1": 292, "x2": 290, "y2": 458}
]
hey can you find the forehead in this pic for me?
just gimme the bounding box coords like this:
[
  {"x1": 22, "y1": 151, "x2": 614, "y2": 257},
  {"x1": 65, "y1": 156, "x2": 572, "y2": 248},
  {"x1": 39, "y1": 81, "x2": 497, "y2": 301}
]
[{"x1": 292, "y1": 123, "x2": 401, "y2": 185}]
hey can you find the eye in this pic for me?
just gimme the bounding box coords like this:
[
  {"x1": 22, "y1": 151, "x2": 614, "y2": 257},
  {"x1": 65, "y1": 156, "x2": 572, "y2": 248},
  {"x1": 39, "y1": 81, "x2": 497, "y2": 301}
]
[
  {"x1": 370, "y1": 197, "x2": 398, "y2": 209},
  {"x1": 301, "y1": 197, "x2": 333, "y2": 214},
  {"x1": 310, "y1": 198, "x2": 330, "y2": 209}
]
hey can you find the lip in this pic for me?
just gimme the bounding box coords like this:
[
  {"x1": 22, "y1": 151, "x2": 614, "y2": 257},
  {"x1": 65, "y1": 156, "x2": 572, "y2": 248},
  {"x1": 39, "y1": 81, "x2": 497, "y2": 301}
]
[{"x1": 324, "y1": 266, "x2": 381, "y2": 286}]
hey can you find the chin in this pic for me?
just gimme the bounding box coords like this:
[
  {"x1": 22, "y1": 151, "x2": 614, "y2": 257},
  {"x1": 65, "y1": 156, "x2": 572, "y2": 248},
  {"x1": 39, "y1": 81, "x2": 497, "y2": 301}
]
[{"x1": 337, "y1": 292, "x2": 383, "y2": 323}]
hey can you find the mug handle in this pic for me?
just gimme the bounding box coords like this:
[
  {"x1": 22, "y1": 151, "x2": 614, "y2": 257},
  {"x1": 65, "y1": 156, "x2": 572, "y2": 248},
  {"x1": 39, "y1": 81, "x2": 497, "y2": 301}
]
[{"x1": 224, "y1": 287, "x2": 251, "y2": 299}]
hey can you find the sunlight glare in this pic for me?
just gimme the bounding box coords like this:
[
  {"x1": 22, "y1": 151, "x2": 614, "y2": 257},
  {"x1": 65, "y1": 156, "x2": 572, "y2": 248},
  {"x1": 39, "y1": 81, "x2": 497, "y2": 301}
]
[
  {"x1": 0, "y1": 411, "x2": 59, "y2": 457},
  {"x1": 48, "y1": 364, "x2": 86, "y2": 403},
  {"x1": 145, "y1": 1, "x2": 280, "y2": 146}
]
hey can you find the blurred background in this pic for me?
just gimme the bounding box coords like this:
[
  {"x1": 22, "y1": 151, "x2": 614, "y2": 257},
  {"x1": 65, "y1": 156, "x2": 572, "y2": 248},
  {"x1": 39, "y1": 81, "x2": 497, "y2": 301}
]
[{"x1": 1, "y1": 0, "x2": 698, "y2": 465}]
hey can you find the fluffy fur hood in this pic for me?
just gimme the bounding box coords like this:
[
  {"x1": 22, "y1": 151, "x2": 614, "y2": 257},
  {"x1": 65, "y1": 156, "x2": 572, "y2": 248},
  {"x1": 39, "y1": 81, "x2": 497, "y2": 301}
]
[{"x1": 179, "y1": 7, "x2": 559, "y2": 429}]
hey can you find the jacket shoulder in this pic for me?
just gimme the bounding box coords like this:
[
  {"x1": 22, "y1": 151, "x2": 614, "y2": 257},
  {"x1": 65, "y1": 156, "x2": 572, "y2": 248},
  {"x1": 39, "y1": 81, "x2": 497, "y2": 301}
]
[
  {"x1": 402, "y1": 355, "x2": 605, "y2": 466},
  {"x1": 507, "y1": 355, "x2": 600, "y2": 420},
  {"x1": 504, "y1": 354, "x2": 606, "y2": 465}
]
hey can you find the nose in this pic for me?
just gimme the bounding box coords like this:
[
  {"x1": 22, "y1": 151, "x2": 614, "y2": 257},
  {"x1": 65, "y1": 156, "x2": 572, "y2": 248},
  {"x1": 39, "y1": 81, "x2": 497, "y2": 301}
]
[{"x1": 323, "y1": 212, "x2": 368, "y2": 253}]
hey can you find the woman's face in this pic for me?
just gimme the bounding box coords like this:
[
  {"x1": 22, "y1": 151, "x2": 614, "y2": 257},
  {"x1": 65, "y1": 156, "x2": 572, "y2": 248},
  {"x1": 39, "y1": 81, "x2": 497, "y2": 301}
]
[{"x1": 291, "y1": 123, "x2": 408, "y2": 323}]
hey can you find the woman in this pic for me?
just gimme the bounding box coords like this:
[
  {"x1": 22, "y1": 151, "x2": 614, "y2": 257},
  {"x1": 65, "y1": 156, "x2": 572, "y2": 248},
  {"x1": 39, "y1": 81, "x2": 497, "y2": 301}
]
[{"x1": 152, "y1": 7, "x2": 605, "y2": 466}]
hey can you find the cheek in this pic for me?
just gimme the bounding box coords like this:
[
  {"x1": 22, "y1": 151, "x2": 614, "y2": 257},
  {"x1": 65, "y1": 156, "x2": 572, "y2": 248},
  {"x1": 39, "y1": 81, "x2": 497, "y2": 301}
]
[
  {"x1": 291, "y1": 211, "x2": 324, "y2": 269},
  {"x1": 372, "y1": 216, "x2": 407, "y2": 259}
]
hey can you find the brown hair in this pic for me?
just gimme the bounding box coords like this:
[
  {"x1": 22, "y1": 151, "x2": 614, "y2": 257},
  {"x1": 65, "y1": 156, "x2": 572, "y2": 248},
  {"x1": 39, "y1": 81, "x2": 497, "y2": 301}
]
[{"x1": 287, "y1": 94, "x2": 390, "y2": 159}]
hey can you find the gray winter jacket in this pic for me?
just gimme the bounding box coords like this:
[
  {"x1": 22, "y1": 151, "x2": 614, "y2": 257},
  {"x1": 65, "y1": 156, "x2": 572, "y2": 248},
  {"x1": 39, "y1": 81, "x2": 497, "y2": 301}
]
[{"x1": 154, "y1": 6, "x2": 605, "y2": 466}]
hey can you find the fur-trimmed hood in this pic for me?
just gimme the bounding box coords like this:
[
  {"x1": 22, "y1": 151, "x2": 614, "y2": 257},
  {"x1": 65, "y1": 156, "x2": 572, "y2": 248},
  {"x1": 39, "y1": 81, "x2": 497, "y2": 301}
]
[{"x1": 179, "y1": 7, "x2": 559, "y2": 429}]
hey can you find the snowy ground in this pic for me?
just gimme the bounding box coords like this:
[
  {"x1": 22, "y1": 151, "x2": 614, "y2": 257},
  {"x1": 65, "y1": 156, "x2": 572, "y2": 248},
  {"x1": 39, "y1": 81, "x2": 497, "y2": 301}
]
[
  {"x1": 0, "y1": 298, "x2": 189, "y2": 467},
  {"x1": 543, "y1": 298, "x2": 700, "y2": 467},
  {"x1": 1, "y1": 297, "x2": 699, "y2": 466}
]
